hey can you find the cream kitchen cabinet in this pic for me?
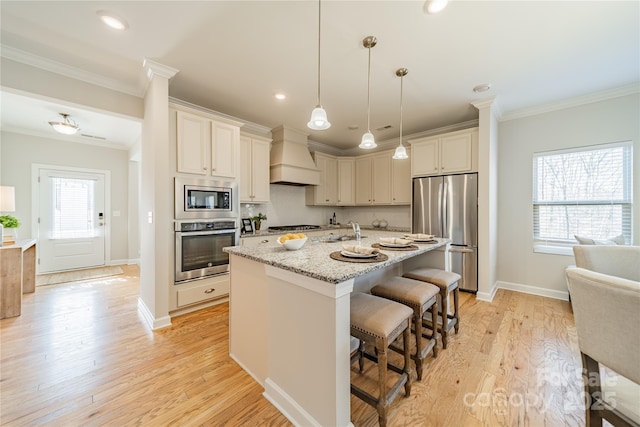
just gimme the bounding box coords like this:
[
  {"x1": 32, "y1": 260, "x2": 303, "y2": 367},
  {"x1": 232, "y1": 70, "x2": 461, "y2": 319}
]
[
  {"x1": 306, "y1": 152, "x2": 337, "y2": 205},
  {"x1": 355, "y1": 153, "x2": 391, "y2": 205},
  {"x1": 175, "y1": 109, "x2": 241, "y2": 179},
  {"x1": 391, "y1": 148, "x2": 411, "y2": 204},
  {"x1": 240, "y1": 134, "x2": 271, "y2": 203},
  {"x1": 410, "y1": 128, "x2": 478, "y2": 177},
  {"x1": 337, "y1": 158, "x2": 355, "y2": 206}
]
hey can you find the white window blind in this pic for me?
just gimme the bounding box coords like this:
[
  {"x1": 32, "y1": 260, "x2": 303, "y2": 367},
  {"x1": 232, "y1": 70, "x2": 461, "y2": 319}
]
[
  {"x1": 533, "y1": 141, "x2": 633, "y2": 250},
  {"x1": 50, "y1": 177, "x2": 97, "y2": 239}
]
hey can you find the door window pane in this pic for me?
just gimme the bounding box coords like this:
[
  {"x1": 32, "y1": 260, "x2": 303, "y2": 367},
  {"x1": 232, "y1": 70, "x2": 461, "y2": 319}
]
[{"x1": 50, "y1": 177, "x2": 96, "y2": 239}]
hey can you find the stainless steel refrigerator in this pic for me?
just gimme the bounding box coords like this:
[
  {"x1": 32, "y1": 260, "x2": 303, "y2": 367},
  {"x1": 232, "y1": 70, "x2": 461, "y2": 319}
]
[{"x1": 412, "y1": 173, "x2": 478, "y2": 292}]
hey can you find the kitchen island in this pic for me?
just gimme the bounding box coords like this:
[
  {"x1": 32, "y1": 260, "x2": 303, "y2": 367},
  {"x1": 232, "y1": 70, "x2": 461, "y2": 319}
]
[{"x1": 224, "y1": 231, "x2": 450, "y2": 427}]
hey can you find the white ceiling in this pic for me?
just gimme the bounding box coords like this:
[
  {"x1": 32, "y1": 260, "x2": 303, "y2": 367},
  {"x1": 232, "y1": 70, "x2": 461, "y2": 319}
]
[{"x1": 1, "y1": 1, "x2": 638, "y2": 151}]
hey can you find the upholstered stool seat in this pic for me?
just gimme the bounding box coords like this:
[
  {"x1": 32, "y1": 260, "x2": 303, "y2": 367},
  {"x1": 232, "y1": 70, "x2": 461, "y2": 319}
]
[
  {"x1": 371, "y1": 276, "x2": 440, "y2": 380},
  {"x1": 403, "y1": 268, "x2": 461, "y2": 348},
  {"x1": 350, "y1": 292, "x2": 413, "y2": 427}
]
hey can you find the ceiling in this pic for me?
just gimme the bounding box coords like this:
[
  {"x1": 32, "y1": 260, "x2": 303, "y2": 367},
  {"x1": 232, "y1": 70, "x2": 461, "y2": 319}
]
[{"x1": 1, "y1": 1, "x2": 638, "y2": 151}]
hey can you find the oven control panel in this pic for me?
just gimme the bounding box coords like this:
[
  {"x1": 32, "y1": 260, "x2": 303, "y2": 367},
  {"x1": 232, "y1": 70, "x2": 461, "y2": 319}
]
[{"x1": 176, "y1": 220, "x2": 236, "y2": 232}]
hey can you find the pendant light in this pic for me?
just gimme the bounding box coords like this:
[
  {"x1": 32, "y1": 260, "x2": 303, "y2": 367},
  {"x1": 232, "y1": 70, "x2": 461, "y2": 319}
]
[
  {"x1": 392, "y1": 68, "x2": 409, "y2": 160},
  {"x1": 359, "y1": 36, "x2": 377, "y2": 149},
  {"x1": 307, "y1": 0, "x2": 330, "y2": 130},
  {"x1": 48, "y1": 113, "x2": 80, "y2": 135}
]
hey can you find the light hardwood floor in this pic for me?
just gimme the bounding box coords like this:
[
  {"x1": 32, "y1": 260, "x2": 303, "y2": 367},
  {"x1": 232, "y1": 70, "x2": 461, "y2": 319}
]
[{"x1": 1, "y1": 265, "x2": 588, "y2": 426}]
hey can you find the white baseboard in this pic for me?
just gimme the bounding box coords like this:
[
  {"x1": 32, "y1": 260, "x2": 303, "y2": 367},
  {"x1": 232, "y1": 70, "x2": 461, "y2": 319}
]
[
  {"x1": 137, "y1": 297, "x2": 172, "y2": 330},
  {"x1": 264, "y1": 378, "x2": 323, "y2": 427},
  {"x1": 476, "y1": 284, "x2": 498, "y2": 302},
  {"x1": 106, "y1": 258, "x2": 139, "y2": 266},
  {"x1": 495, "y1": 280, "x2": 569, "y2": 301},
  {"x1": 229, "y1": 352, "x2": 264, "y2": 388}
]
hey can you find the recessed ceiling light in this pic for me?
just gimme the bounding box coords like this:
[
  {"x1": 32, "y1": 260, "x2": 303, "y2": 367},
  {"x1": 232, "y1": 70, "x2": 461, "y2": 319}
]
[
  {"x1": 348, "y1": 125, "x2": 359, "y2": 130},
  {"x1": 274, "y1": 93, "x2": 286, "y2": 100},
  {"x1": 424, "y1": 0, "x2": 449, "y2": 14},
  {"x1": 473, "y1": 83, "x2": 492, "y2": 93},
  {"x1": 97, "y1": 10, "x2": 129, "y2": 30}
]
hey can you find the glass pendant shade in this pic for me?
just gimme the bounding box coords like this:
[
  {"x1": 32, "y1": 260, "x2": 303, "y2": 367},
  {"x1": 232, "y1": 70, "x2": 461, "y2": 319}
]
[
  {"x1": 307, "y1": 106, "x2": 331, "y2": 130},
  {"x1": 359, "y1": 132, "x2": 376, "y2": 149},
  {"x1": 392, "y1": 145, "x2": 408, "y2": 159},
  {"x1": 360, "y1": 36, "x2": 377, "y2": 150},
  {"x1": 392, "y1": 67, "x2": 409, "y2": 160},
  {"x1": 48, "y1": 113, "x2": 80, "y2": 135},
  {"x1": 307, "y1": 0, "x2": 330, "y2": 131}
]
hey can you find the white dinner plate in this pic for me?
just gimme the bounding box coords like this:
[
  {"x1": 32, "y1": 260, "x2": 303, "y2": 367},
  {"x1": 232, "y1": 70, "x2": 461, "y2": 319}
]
[
  {"x1": 379, "y1": 242, "x2": 410, "y2": 248},
  {"x1": 341, "y1": 250, "x2": 377, "y2": 258},
  {"x1": 404, "y1": 235, "x2": 436, "y2": 242}
]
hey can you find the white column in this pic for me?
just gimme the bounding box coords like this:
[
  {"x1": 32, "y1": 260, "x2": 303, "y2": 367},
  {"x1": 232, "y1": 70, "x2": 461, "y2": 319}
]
[
  {"x1": 471, "y1": 97, "x2": 500, "y2": 301},
  {"x1": 138, "y1": 59, "x2": 178, "y2": 329}
]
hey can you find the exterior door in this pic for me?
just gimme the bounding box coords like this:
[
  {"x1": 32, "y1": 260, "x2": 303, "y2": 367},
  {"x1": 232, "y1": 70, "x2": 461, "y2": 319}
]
[{"x1": 37, "y1": 168, "x2": 106, "y2": 273}]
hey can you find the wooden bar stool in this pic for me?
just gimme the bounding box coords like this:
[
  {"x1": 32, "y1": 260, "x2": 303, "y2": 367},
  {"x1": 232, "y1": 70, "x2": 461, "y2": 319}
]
[
  {"x1": 403, "y1": 268, "x2": 461, "y2": 349},
  {"x1": 350, "y1": 292, "x2": 413, "y2": 427},
  {"x1": 371, "y1": 276, "x2": 440, "y2": 380}
]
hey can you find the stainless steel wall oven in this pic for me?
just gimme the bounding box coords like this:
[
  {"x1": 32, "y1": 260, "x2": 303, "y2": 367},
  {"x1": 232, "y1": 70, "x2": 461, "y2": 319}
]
[{"x1": 174, "y1": 220, "x2": 239, "y2": 283}]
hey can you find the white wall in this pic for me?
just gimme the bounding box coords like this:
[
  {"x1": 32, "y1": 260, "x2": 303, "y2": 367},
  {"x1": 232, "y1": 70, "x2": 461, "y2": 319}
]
[
  {"x1": 497, "y1": 93, "x2": 640, "y2": 295},
  {"x1": 0, "y1": 130, "x2": 131, "y2": 262}
]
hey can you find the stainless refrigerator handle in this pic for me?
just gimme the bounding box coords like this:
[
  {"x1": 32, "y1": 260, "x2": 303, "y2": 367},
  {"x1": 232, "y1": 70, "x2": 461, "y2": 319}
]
[
  {"x1": 442, "y1": 181, "x2": 448, "y2": 237},
  {"x1": 438, "y1": 181, "x2": 443, "y2": 236},
  {"x1": 448, "y1": 246, "x2": 475, "y2": 253}
]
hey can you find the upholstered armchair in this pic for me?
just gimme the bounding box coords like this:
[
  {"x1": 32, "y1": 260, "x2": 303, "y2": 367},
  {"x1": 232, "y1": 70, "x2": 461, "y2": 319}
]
[{"x1": 566, "y1": 245, "x2": 640, "y2": 426}]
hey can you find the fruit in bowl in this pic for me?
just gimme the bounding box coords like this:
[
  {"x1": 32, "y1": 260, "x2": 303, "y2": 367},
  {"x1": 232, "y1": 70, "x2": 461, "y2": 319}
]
[{"x1": 278, "y1": 233, "x2": 308, "y2": 251}]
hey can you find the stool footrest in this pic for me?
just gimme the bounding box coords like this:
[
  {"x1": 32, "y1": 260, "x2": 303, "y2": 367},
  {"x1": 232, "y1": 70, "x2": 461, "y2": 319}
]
[{"x1": 362, "y1": 351, "x2": 406, "y2": 376}]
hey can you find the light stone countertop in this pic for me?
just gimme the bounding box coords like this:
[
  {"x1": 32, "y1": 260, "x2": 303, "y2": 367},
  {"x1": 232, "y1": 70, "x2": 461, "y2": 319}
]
[{"x1": 224, "y1": 230, "x2": 449, "y2": 284}]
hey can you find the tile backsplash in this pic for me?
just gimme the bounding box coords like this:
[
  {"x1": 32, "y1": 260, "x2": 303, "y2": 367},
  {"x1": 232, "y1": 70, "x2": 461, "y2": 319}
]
[{"x1": 241, "y1": 184, "x2": 411, "y2": 230}]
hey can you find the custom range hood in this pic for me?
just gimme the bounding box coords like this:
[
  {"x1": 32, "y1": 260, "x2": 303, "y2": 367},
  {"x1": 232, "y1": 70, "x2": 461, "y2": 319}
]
[{"x1": 270, "y1": 125, "x2": 320, "y2": 186}]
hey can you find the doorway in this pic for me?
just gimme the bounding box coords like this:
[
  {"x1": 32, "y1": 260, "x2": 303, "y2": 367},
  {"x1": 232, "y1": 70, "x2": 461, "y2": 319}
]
[{"x1": 33, "y1": 165, "x2": 111, "y2": 274}]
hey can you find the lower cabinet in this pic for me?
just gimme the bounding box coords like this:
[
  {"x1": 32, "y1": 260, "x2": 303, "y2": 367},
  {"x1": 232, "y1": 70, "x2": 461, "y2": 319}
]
[{"x1": 174, "y1": 274, "x2": 230, "y2": 309}]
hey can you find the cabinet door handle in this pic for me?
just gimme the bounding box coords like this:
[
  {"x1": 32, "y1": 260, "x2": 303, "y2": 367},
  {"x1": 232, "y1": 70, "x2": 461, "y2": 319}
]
[
  {"x1": 203, "y1": 167, "x2": 208, "y2": 171},
  {"x1": 204, "y1": 288, "x2": 216, "y2": 294}
]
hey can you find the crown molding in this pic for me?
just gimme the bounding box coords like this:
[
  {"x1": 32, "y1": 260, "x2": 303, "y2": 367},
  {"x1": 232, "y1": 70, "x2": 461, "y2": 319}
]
[
  {"x1": 142, "y1": 58, "x2": 179, "y2": 81},
  {"x1": 311, "y1": 119, "x2": 480, "y2": 157},
  {"x1": 1, "y1": 44, "x2": 143, "y2": 97},
  {"x1": 500, "y1": 83, "x2": 640, "y2": 121},
  {"x1": 168, "y1": 96, "x2": 272, "y2": 136}
]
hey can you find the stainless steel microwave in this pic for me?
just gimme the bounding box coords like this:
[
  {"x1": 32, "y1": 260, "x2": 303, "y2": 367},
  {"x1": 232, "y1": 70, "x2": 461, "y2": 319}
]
[{"x1": 174, "y1": 177, "x2": 238, "y2": 220}]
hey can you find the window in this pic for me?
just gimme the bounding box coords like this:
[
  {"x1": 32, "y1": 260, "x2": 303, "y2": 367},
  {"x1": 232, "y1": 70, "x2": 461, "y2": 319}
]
[
  {"x1": 533, "y1": 141, "x2": 633, "y2": 254},
  {"x1": 50, "y1": 177, "x2": 97, "y2": 239}
]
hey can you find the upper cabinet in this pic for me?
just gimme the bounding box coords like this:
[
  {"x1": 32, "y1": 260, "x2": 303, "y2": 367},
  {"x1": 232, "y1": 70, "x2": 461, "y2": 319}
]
[
  {"x1": 306, "y1": 152, "x2": 338, "y2": 205},
  {"x1": 304, "y1": 148, "x2": 414, "y2": 207},
  {"x1": 211, "y1": 121, "x2": 239, "y2": 179},
  {"x1": 355, "y1": 152, "x2": 391, "y2": 205},
  {"x1": 175, "y1": 108, "x2": 241, "y2": 179},
  {"x1": 240, "y1": 134, "x2": 271, "y2": 203},
  {"x1": 391, "y1": 148, "x2": 411, "y2": 205},
  {"x1": 176, "y1": 111, "x2": 208, "y2": 175},
  {"x1": 337, "y1": 158, "x2": 355, "y2": 206},
  {"x1": 410, "y1": 128, "x2": 478, "y2": 177}
]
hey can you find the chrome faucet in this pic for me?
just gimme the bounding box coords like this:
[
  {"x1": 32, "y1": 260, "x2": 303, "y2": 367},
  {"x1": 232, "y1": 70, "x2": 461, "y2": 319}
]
[{"x1": 348, "y1": 221, "x2": 361, "y2": 243}]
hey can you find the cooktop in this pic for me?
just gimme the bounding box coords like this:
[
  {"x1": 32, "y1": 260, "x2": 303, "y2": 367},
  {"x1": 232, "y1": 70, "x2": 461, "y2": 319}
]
[{"x1": 267, "y1": 225, "x2": 321, "y2": 232}]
